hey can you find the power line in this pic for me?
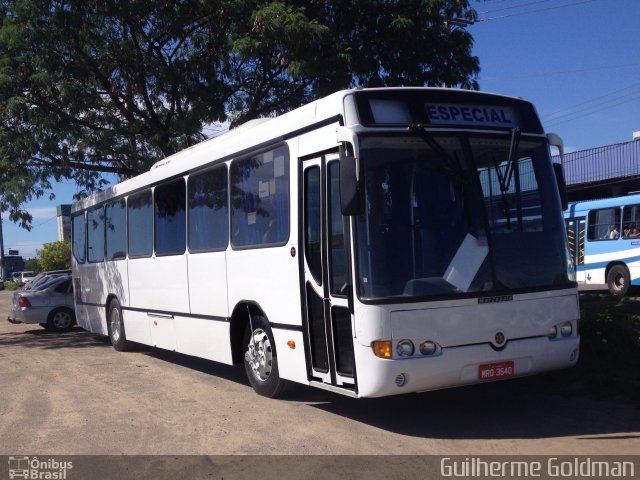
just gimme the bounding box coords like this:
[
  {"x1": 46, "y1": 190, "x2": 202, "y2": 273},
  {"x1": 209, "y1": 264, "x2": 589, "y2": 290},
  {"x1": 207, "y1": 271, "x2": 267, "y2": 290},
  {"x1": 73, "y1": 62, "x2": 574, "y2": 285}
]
[
  {"x1": 31, "y1": 216, "x2": 57, "y2": 228},
  {"x1": 544, "y1": 93, "x2": 640, "y2": 128},
  {"x1": 543, "y1": 82, "x2": 640, "y2": 127},
  {"x1": 477, "y1": 0, "x2": 596, "y2": 22},
  {"x1": 479, "y1": 0, "x2": 554, "y2": 15},
  {"x1": 544, "y1": 82, "x2": 640, "y2": 118}
]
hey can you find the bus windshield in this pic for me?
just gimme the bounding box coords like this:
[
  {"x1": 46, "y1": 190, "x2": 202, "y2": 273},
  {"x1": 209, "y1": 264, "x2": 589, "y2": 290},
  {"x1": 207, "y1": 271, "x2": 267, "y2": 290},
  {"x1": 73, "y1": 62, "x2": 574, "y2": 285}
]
[{"x1": 355, "y1": 133, "x2": 574, "y2": 300}]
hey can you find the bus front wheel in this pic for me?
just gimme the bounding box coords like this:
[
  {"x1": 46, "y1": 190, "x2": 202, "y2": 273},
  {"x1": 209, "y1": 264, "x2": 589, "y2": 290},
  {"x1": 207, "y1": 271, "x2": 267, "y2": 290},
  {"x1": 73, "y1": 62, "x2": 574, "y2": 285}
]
[
  {"x1": 243, "y1": 315, "x2": 290, "y2": 398},
  {"x1": 607, "y1": 265, "x2": 630, "y2": 296},
  {"x1": 108, "y1": 299, "x2": 133, "y2": 351}
]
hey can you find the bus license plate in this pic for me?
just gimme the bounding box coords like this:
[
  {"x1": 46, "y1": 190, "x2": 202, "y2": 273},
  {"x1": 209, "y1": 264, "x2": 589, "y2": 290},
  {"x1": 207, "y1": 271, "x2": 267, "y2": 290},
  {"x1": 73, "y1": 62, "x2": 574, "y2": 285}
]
[{"x1": 478, "y1": 361, "x2": 515, "y2": 380}]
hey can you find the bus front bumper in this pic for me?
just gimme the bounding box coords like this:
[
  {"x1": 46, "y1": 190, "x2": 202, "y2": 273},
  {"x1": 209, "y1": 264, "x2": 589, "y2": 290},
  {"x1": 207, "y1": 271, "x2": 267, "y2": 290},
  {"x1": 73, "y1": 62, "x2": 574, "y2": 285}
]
[{"x1": 353, "y1": 335, "x2": 580, "y2": 398}]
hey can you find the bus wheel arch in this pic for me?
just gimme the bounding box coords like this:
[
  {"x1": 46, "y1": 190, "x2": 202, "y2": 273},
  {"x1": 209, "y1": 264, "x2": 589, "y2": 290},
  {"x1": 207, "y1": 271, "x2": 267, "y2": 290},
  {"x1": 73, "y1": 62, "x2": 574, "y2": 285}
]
[
  {"x1": 606, "y1": 263, "x2": 630, "y2": 296},
  {"x1": 230, "y1": 301, "x2": 265, "y2": 364},
  {"x1": 229, "y1": 301, "x2": 291, "y2": 397}
]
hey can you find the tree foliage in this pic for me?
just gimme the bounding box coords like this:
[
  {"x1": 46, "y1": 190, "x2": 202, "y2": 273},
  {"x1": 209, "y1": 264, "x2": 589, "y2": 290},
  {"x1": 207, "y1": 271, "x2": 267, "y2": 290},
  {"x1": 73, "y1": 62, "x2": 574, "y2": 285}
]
[
  {"x1": 36, "y1": 240, "x2": 71, "y2": 271},
  {"x1": 0, "y1": 0, "x2": 480, "y2": 228}
]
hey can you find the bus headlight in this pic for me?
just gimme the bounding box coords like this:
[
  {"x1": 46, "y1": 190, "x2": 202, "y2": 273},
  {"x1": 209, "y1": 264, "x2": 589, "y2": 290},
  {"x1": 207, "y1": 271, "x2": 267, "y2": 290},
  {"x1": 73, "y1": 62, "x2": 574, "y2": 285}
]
[
  {"x1": 560, "y1": 322, "x2": 573, "y2": 337},
  {"x1": 396, "y1": 339, "x2": 414, "y2": 357},
  {"x1": 419, "y1": 340, "x2": 438, "y2": 356}
]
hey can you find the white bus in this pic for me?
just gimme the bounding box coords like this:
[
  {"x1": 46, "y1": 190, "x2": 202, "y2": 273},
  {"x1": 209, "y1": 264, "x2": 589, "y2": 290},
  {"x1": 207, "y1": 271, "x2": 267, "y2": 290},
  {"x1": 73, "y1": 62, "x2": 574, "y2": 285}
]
[{"x1": 71, "y1": 87, "x2": 580, "y2": 398}]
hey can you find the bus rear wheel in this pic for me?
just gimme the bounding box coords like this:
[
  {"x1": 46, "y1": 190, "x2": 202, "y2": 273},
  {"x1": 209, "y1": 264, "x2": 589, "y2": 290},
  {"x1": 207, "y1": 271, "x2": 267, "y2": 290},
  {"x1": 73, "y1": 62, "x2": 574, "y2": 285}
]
[
  {"x1": 108, "y1": 299, "x2": 133, "y2": 351},
  {"x1": 607, "y1": 265, "x2": 630, "y2": 296},
  {"x1": 243, "y1": 315, "x2": 290, "y2": 398}
]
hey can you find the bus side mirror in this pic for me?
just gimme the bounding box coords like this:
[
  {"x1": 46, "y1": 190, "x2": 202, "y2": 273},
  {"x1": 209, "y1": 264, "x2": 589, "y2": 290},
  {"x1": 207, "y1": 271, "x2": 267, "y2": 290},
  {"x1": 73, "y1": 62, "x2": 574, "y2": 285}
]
[
  {"x1": 553, "y1": 163, "x2": 568, "y2": 211},
  {"x1": 339, "y1": 146, "x2": 364, "y2": 216}
]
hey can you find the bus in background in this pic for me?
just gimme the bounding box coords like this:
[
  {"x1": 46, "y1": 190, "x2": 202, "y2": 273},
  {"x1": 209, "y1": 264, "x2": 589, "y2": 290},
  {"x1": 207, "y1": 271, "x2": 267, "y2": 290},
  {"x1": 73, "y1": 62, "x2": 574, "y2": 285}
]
[
  {"x1": 564, "y1": 193, "x2": 640, "y2": 296},
  {"x1": 71, "y1": 87, "x2": 579, "y2": 398}
]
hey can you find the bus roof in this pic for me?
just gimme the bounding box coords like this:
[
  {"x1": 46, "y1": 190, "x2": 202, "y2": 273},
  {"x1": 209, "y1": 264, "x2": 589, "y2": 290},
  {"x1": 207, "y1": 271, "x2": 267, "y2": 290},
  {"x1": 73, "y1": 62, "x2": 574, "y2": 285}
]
[{"x1": 565, "y1": 193, "x2": 640, "y2": 216}]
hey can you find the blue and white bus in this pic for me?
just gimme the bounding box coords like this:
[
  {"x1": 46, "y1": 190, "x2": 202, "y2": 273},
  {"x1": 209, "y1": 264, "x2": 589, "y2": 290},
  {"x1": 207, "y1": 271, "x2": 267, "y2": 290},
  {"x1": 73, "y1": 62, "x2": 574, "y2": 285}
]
[
  {"x1": 72, "y1": 87, "x2": 579, "y2": 398},
  {"x1": 564, "y1": 193, "x2": 640, "y2": 296}
]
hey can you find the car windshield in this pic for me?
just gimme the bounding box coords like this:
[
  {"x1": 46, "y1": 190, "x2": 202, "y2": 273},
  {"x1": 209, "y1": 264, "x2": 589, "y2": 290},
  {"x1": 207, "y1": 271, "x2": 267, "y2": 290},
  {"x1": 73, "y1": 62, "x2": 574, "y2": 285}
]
[{"x1": 354, "y1": 133, "x2": 574, "y2": 300}]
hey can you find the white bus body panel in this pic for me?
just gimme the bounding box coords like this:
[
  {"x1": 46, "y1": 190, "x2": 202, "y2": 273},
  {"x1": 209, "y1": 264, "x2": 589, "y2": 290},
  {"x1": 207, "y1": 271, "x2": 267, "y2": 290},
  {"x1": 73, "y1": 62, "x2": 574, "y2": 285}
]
[
  {"x1": 187, "y1": 251, "x2": 229, "y2": 317},
  {"x1": 271, "y1": 329, "x2": 308, "y2": 384},
  {"x1": 122, "y1": 309, "x2": 152, "y2": 345},
  {"x1": 128, "y1": 256, "x2": 189, "y2": 313},
  {"x1": 175, "y1": 317, "x2": 232, "y2": 363}
]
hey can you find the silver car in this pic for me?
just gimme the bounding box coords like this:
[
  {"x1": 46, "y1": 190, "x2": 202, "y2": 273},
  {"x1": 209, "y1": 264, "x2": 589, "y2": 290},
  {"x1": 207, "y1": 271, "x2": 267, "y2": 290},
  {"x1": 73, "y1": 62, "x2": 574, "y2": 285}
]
[{"x1": 8, "y1": 275, "x2": 76, "y2": 331}]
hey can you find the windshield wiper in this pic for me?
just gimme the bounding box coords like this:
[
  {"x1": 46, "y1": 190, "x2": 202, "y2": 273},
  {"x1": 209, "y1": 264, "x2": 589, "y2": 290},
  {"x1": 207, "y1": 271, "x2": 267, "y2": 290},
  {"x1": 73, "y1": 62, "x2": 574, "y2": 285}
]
[
  {"x1": 491, "y1": 128, "x2": 521, "y2": 229},
  {"x1": 407, "y1": 124, "x2": 465, "y2": 180}
]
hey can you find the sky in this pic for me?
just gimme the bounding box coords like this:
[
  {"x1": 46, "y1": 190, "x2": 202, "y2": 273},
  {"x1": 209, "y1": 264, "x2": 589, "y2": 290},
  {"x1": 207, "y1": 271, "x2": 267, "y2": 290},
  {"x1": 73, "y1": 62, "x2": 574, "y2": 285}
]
[{"x1": 2, "y1": 0, "x2": 639, "y2": 259}]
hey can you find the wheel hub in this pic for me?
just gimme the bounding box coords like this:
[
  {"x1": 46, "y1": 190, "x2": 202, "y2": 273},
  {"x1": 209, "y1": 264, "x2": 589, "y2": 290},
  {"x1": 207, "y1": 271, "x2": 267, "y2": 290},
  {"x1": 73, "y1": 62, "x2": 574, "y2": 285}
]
[
  {"x1": 245, "y1": 329, "x2": 272, "y2": 382},
  {"x1": 110, "y1": 309, "x2": 121, "y2": 342}
]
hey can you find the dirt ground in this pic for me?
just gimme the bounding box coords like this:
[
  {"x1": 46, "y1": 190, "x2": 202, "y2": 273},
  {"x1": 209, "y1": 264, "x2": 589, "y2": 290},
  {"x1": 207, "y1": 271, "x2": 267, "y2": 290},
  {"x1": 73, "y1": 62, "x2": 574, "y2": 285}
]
[{"x1": 0, "y1": 289, "x2": 639, "y2": 455}]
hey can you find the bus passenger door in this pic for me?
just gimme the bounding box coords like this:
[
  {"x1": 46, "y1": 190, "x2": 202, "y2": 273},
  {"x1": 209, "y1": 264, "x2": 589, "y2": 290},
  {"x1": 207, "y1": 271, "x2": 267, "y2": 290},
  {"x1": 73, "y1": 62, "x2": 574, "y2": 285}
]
[
  {"x1": 301, "y1": 154, "x2": 356, "y2": 392},
  {"x1": 566, "y1": 217, "x2": 586, "y2": 282}
]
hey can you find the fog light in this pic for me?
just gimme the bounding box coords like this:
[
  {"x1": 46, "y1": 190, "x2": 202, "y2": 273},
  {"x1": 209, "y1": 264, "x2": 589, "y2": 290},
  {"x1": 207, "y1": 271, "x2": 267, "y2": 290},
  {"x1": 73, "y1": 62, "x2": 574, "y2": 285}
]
[
  {"x1": 570, "y1": 348, "x2": 579, "y2": 362},
  {"x1": 419, "y1": 341, "x2": 437, "y2": 356},
  {"x1": 560, "y1": 322, "x2": 573, "y2": 337},
  {"x1": 396, "y1": 339, "x2": 414, "y2": 357},
  {"x1": 373, "y1": 340, "x2": 392, "y2": 359},
  {"x1": 395, "y1": 373, "x2": 407, "y2": 387},
  {"x1": 548, "y1": 326, "x2": 558, "y2": 339}
]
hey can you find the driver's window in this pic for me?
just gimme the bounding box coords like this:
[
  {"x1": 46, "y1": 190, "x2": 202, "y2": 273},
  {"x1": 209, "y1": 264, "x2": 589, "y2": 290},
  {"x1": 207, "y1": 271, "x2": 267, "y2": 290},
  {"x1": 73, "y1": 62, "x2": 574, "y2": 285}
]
[{"x1": 328, "y1": 160, "x2": 348, "y2": 297}]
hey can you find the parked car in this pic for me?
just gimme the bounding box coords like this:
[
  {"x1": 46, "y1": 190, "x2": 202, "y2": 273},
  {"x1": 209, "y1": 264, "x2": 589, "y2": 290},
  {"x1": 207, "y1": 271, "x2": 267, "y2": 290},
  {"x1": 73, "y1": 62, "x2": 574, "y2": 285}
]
[
  {"x1": 11, "y1": 271, "x2": 36, "y2": 285},
  {"x1": 8, "y1": 275, "x2": 76, "y2": 331},
  {"x1": 21, "y1": 270, "x2": 72, "y2": 291}
]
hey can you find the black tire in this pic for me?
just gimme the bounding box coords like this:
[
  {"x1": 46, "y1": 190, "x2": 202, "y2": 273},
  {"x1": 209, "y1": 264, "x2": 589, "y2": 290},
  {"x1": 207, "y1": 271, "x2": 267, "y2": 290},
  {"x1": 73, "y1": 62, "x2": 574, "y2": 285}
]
[
  {"x1": 107, "y1": 298, "x2": 133, "y2": 351},
  {"x1": 607, "y1": 264, "x2": 630, "y2": 297},
  {"x1": 47, "y1": 307, "x2": 75, "y2": 331},
  {"x1": 243, "y1": 315, "x2": 290, "y2": 398}
]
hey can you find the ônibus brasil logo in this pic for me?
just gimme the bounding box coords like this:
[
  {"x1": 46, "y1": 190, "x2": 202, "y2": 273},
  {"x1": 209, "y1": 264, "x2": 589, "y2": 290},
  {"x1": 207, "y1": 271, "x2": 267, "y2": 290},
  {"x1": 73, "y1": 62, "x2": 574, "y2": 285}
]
[{"x1": 8, "y1": 456, "x2": 73, "y2": 479}]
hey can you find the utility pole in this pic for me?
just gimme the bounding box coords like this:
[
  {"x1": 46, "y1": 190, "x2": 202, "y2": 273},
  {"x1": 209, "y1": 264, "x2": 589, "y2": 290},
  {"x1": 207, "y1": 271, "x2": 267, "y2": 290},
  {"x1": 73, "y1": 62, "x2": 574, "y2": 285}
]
[{"x1": 0, "y1": 216, "x2": 4, "y2": 280}]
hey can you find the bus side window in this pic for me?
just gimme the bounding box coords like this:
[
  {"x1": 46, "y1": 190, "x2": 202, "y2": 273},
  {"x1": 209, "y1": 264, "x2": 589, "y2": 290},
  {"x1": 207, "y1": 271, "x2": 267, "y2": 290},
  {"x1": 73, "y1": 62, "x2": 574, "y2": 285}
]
[
  {"x1": 188, "y1": 165, "x2": 228, "y2": 252},
  {"x1": 128, "y1": 191, "x2": 153, "y2": 258},
  {"x1": 230, "y1": 145, "x2": 290, "y2": 248},
  {"x1": 622, "y1": 204, "x2": 640, "y2": 238},
  {"x1": 72, "y1": 213, "x2": 86, "y2": 264},
  {"x1": 87, "y1": 206, "x2": 105, "y2": 262},
  {"x1": 105, "y1": 199, "x2": 126, "y2": 260},
  {"x1": 587, "y1": 207, "x2": 621, "y2": 241}
]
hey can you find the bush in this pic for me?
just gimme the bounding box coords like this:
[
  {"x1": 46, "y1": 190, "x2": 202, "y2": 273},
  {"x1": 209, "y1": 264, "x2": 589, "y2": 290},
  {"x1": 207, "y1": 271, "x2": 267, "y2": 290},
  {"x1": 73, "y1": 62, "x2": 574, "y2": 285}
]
[
  {"x1": 576, "y1": 295, "x2": 640, "y2": 400},
  {"x1": 4, "y1": 281, "x2": 21, "y2": 291}
]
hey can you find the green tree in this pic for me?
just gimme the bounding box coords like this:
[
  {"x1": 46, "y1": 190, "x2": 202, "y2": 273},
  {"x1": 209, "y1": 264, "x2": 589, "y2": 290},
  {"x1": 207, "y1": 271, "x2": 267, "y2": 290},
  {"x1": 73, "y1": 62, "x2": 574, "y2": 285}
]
[
  {"x1": 23, "y1": 257, "x2": 39, "y2": 272},
  {"x1": 0, "y1": 0, "x2": 480, "y2": 228},
  {"x1": 36, "y1": 241, "x2": 71, "y2": 271}
]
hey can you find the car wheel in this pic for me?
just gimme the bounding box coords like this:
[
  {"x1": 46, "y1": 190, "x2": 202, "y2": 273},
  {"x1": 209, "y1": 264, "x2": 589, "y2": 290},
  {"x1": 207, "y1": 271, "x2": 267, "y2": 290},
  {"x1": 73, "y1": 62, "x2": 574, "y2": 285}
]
[
  {"x1": 108, "y1": 298, "x2": 132, "y2": 351},
  {"x1": 243, "y1": 315, "x2": 290, "y2": 398},
  {"x1": 607, "y1": 265, "x2": 630, "y2": 296},
  {"x1": 47, "y1": 308, "x2": 75, "y2": 331}
]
